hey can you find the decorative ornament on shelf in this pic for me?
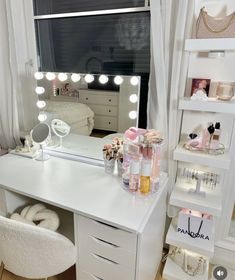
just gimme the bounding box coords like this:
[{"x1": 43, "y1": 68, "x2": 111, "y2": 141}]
[
  {"x1": 216, "y1": 82, "x2": 235, "y2": 101},
  {"x1": 191, "y1": 89, "x2": 208, "y2": 101}
]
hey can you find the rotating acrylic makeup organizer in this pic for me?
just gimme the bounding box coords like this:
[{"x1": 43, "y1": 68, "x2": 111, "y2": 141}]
[{"x1": 122, "y1": 128, "x2": 164, "y2": 196}]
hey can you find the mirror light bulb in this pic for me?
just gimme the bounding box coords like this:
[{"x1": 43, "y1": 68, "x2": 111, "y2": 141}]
[
  {"x1": 84, "y1": 74, "x2": 94, "y2": 83},
  {"x1": 114, "y1": 75, "x2": 123, "y2": 85},
  {"x1": 58, "y1": 73, "x2": 68, "y2": 82},
  {"x1": 99, "y1": 75, "x2": 109, "y2": 84},
  {"x1": 129, "y1": 111, "x2": 137, "y2": 120},
  {"x1": 34, "y1": 72, "x2": 44, "y2": 80},
  {"x1": 38, "y1": 113, "x2": 47, "y2": 122},
  {"x1": 46, "y1": 72, "x2": 56, "y2": 80},
  {"x1": 35, "y1": 86, "x2": 45, "y2": 95},
  {"x1": 71, "y1": 73, "x2": 81, "y2": 82},
  {"x1": 130, "y1": 76, "x2": 139, "y2": 86},
  {"x1": 129, "y1": 94, "x2": 138, "y2": 103},
  {"x1": 36, "y1": 100, "x2": 46, "y2": 109}
]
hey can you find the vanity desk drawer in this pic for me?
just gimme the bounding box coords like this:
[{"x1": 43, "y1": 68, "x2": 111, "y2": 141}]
[
  {"x1": 76, "y1": 215, "x2": 137, "y2": 280},
  {"x1": 79, "y1": 251, "x2": 135, "y2": 280},
  {"x1": 79, "y1": 233, "x2": 136, "y2": 268},
  {"x1": 77, "y1": 215, "x2": 137, "y2": 252}
]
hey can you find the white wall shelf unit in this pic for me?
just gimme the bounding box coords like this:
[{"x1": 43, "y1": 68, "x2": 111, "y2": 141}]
[
  {"x1": 170, "y1": 180, "x2": 222, "y2": 217},
  {"x1": 173, "y1": 144, "x2": 231, "y2": 170},
  {"x1": 179, "y1": 98, "x2": 235, "y2": 114},
  {"x1": 185, "y1": 38, "x2": 235, "y2": 52},
  {"x1": 166, "y1": 221, "x2": 214, "y2": 258},
  {"x1": 164, "y1": 15, "x2": 235, "y2": 275},
  {"x1": 163, "y1": 255, "x2": 209, "y2": 280}
]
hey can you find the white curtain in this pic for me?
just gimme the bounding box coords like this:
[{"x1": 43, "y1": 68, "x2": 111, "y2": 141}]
[
  {"x1": 148, "y1": 0, "x2": 195, "y2": 215},
  {"x1": 0, "y1": 1, "x2": 21, "y2": 149},
  {"x1": 0, "y1": 0, "x2": 37, "y2": 149}
]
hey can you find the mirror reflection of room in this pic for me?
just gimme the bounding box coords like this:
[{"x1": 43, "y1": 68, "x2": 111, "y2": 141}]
[{"x1": 36, "y1": 72, "x2": 141, "y2": 137}]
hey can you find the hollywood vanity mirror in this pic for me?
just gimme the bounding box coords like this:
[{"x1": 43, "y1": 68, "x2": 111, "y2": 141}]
[{"x1": 34, "y1": 72, "x2": 140, "y2": 163}]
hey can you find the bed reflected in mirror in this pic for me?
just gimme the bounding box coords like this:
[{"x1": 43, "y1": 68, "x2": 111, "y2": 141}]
[{"x1": 35, "y1": 72, "x2": 140, "y2": 161}]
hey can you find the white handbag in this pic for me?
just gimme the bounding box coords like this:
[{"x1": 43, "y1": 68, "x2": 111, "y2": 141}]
[{"x1": 168, "y1": 246, "x2": 207, "y2": 276}]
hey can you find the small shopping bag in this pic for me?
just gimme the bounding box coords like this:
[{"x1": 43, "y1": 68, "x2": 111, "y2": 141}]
[{"x1": 177, "y1": 208, "x2": 213, "y2": 241}]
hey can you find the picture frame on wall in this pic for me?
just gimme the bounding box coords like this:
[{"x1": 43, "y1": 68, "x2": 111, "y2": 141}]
[{"x1": 191, "y1": 78, "x2": 211, "y2": 97}]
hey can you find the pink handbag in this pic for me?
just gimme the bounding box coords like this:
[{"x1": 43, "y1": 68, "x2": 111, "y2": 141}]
[{"x1": 195, "y1": 7, "x2": 235, "y2": 38}]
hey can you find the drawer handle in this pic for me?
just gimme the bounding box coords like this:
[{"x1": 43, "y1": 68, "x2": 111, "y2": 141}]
[
  {"x1": 108, "y1": 122, "x2": 111, "y2": 125},
  {"x1": 93, "y1": 253, "x2": 119, "y2": 265},
  {"x1": 92, "y1": 275, "x2": 104, "y2": 280},
  {"x1": 108, "y1": 99, "x2": 111, "y2": 102},
  {"x1": 93, "y1": 220, "x2": 119, "y2": 230},
  {"x1": 109, "y1": 110, "x2": 111, "y2": 113},
  {"x1": 86, "y1": 97, "x2": 88, "y2": 100},
  {"x1": 91, "y1": 236, "x2": 119, "y2": 248}
]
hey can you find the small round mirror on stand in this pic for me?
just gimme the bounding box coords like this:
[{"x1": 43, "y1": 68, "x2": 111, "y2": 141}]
[
  {"x1": 31, "y1": 123, "x2": 51, "y2": 161},
  {"x1": 51, "y1": 119, "x2": 71, "y2": 148}
]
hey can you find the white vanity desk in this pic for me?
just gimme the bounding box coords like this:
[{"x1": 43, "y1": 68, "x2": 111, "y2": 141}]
[{"x1": 0, "y1": 154, "x2": 168, "y2": 280}]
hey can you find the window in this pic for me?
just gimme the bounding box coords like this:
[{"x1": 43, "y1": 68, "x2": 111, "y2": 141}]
[
  {"x1": 33, "y1": 0, "x2": 146, "y2": 15},
  {"x1": 33, "y1": 0, "x2": 150, "y2": 128}
]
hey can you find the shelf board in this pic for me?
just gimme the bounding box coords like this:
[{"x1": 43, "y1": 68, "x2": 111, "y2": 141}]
[
  {"x1": 185, "y1": 38, "x2": 235, "y2": 52},
  {"x1": 166, "y1": 221, "x2": 214, "y2": 258},
  {"x1": 179, "y1": 97, "x2": 235, "y2": 114},
  {"x1": 170, "y1": 179, "x2": 222, "y2": 216},
  {"x1": 163, "y1": 256, "x2": 209, "y2": 280},
  {"x1": 173, "y1": 144, "x2": 231, "y2": 170}
]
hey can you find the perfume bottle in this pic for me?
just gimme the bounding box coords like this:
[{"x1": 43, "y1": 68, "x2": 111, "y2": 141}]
[
  {"x1": 140, "y1": 160, "x2": 151, "y2": 194},
  {"x1": 210, "y1": 122, "x2": 221, "y2": 150},
  {"x1": 207, "y1": 123, "x2": 215, "y2": 147},
  {"x1": 129, "y1": 159, "x2": 140, "y2": 192},
  {"x1": 201, "y1": 128, "x2": 210, "y2": 149}
]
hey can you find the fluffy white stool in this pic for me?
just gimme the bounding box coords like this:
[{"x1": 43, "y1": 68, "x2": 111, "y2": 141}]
[{"x1": 0, "y1": 215, "x2": 76, "y2": 279}]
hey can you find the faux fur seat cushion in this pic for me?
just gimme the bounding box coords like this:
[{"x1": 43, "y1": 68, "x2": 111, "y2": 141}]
[{"x1": 0, "y1": 215, "x2": 76, "y2": 278}]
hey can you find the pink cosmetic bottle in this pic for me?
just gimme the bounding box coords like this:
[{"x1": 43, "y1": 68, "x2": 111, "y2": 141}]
[
  {"x1": 129, "y1": 159, "x2": 140, "y2": 192},
  {"x1": 201, "y1": 128, "x2": 210, "y2": 149}
]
